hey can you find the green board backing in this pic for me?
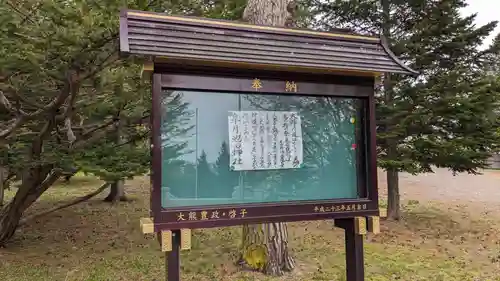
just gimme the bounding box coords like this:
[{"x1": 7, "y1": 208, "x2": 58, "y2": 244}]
[{"x1": 160, "y1": 90, "x2": 363, "y2": 208}]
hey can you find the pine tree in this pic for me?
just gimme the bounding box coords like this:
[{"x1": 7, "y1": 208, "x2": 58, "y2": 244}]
[
  {"x1": 313, "y1": 0, "x2": 500, "y2": 219},
  {"x1": 0, "y1": 0, "x2": 160, "y2": 244},
  {"x1": 161, "y1": 91, "x2": 195, "y2": 162},
  {"x1": 196, "y1": 150, "x2": 216, "y2": 198},
  {"x1": 214, "y1": 141, "x2": 239, "y2": 198},
  {"x1": 0, "y1": 0, "x2": 249, "y2": 246},
  {"x1": 484, "y1": 34, "x2": 500, "y2": 75},
  {"x1": 0, "y1": 0, "x2": 224, "y2": 244}
]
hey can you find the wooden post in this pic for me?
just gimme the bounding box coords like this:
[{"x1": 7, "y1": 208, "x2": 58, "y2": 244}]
[
  {"x1": 335, "y1": 218, "x2": 365, "y2": 281},
  {"x1": 166, "y1": 230, "x2": 181, "y2": 281}
]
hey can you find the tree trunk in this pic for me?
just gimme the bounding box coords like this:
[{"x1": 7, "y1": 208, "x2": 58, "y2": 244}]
[
  {"x1": 243, "y1": 0, "x2": 293, "y2": 27},
  {"x1": 104, "y1": 180, "x2": 127, "y2": 202},
  {"x1": 239, "y1": 0, "x2": 296, "y2": 275},
  {"x1": 386, "y1": 168, "x2": 400, "y2": 220},
  {"x1": 0, "y1": 118, "x2": 62, "y2": 245},
  {"x1": 240, "y1": 223, "x2": 294, "y2": 275},
  {"x1": 0, "y1": 167, "x2": 59, "y2": 245},
  {"x1": 0, "y1": 185, "x2": 37, "y2": 245},
  {"x1": 0, "y1": 185, "x2": 3, "y2": 207},
  {"x1": 381, "y1": 0, "x2": 400, "y2": 220},
  {"x1": 0, "y1": 167, "x2": 5, "y2": 207},
  {"x1": 0, "y1": 203, "x2": 23, "y2": 245},
  {"x1": 104, "y1": 115, "x2": 127, "y2": 202}
]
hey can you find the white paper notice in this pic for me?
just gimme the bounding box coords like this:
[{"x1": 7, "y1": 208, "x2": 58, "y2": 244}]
[{"x1": 228, "y1": 111, "x2": 303, "y2": 171}]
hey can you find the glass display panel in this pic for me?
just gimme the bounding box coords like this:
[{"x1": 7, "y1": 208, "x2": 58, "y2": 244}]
[{"x1": 160, "y1": 90, "x2": 364, "y2": 208}]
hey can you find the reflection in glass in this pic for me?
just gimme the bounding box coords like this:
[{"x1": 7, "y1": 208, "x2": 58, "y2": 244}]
[{"x1": 160, "y1": 90, "x2": 362, "y2": 208}]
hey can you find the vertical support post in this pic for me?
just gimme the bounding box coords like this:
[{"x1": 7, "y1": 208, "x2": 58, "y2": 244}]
[
  {"x1": 166, "y1": 230, "x2": 181, "y2": 281},
  {"x1": 345, "y1": 222, "x2": 364, "y2": 281},
  {"x1": 335, "y1": 218, "x2": 365, "y2": 281}
]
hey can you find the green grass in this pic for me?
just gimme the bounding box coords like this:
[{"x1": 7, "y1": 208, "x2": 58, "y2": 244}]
[{"x1": 1, "y1": 175, "x2": 500, "y2": 280}]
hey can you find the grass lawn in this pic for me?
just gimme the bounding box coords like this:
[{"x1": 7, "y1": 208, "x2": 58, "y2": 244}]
[{"x1": 1, "y1": 175, "x2": 500, "y2": 281}]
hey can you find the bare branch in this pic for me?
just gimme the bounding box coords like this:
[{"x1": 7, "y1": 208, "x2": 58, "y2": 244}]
[
  {"x1": 63, "y1": 77, "x2": 79, "y2": 117},
  {"x1": 5, "y1": 1, "x2": 36, "y2": 25},
  {"x1": 81, "y1": 118, "x2": 117, "y2": 137},
  {"x1": 19, "y1": 2, "x2": 43, "y2": 26},
  {"x1": 0, "y1": 73, "x2": 45, "y2": 110},
  {"x1": 0, "y1": 116, "x2": 24, "y2": 139},
  {"x1": 72, "y1": 114, "x2": 150, "y2": 151},
  {"x1": 0, "y1": 89, "x2": 32, "y2": 117},
  {"x1": 9, "y1": 91, "x2": 45, "y2": 110},
  {"x1": 15, "y1": 168, "x2": 63, "y2": 211},
  {"x1": 35, "y1": 168, "x2": 63, "y2": 193},
  {"x1": 30, "y1": 119, "x2": 56, "y2": 161},
  {"x1": 81, "y1": 50, "x2": 119, "y2": 81},
  {"x1": 26, "y1": 72, "x2": 74, "y2": 117},
  {"x1": 1, "y1": 73, "x2": 74, "y2": 119},
  {"x1": 0, "y1": 91, "x2": 14, "y2": 112},
  {"x1": 113, "y1": 130, "x2": 150, "y2": 148},
  {"x1": 19, "y1": 182, "x2": 109, "y2": 226},
  {"x1": 0, "y1": 71, "x2": 78, "y2": 142},
  {"x1": 78, "y1": 114, "x2": 84, "y2": 127},
  {"x1": 60, "y1": 72, "x2": 80, "y2": 144},
  {"x1": 64, "y1": 118, "x2": 76, "y2": 144}
]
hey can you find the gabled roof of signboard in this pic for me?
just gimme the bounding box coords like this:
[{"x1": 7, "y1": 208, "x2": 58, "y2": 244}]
[{"x1": 119, "y1": 9, "x2": 418, "y2": 77}]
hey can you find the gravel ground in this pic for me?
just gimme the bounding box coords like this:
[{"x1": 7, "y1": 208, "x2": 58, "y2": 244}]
[{"x1": 377, "y1": 168, "x2": 500, "y2": 206}]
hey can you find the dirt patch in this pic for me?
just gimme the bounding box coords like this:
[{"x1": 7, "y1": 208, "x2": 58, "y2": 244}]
[{"x1": 379, "y1": 168, "x2": 500, "y2": 205}]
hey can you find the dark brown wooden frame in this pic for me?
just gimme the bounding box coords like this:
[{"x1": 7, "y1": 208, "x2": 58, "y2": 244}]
[{"x1": 151, "y1": 66, "x2": 379, "y2": 232}]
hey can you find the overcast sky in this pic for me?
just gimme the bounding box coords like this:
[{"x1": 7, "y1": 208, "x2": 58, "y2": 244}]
[{"x1": 462, "y1": 0, "x2": 499, "y2": 49}]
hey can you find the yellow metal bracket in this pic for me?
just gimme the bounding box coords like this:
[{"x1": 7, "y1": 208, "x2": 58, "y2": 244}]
[
  {"x1": 140, "y1": 217, "x2": 154, "y2": 234},
  {"x1": 141, "y1": 61, "x2": 154, "y2": 80},
  {"x1": 354, "y1": 217, "x2": 367, "y2": 235},
  {"x1": 180, "y1": 229, "x2": 192, "y2": 250},
  {"x1": 140, "y1": 217, "x2": 192, "y2": 252},
  {"x1": 367, "y1": 216, "x2": 380, "y2": 234},
  {"x1": 161, "y1": 230, "x2": 172, "y2": 252},
  {"x1": 158, "y1": 229, "x2": 192, "y2": 252}
]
